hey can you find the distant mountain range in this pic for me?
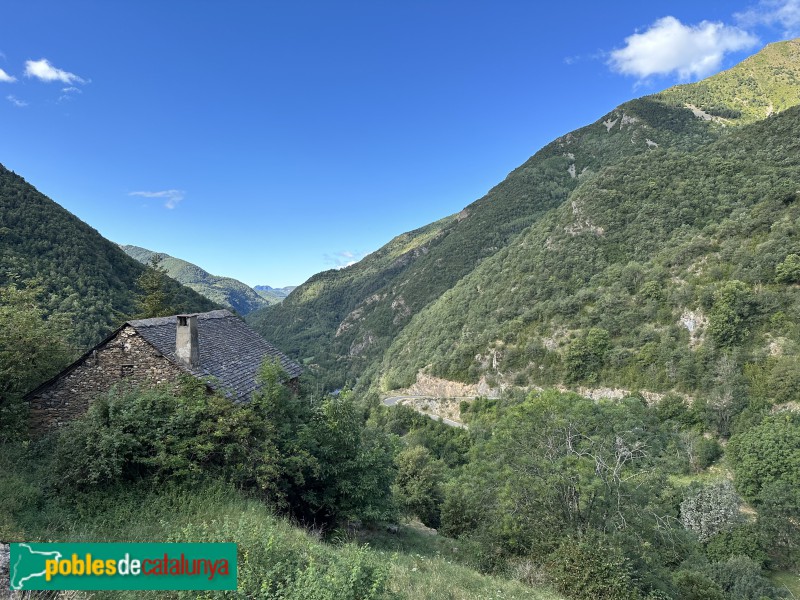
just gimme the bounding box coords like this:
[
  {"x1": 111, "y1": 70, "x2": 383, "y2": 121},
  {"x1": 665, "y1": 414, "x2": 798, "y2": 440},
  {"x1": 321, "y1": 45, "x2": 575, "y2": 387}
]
[
  {"x1": 120, "y1": 246, "x2": 291, "y2": 316},
  {"x1": 254, "y1": 285, "x2": 296, "y2": 304},
  {"x1": 247, "y1": 38, "x2": 800, "y2": 402}
]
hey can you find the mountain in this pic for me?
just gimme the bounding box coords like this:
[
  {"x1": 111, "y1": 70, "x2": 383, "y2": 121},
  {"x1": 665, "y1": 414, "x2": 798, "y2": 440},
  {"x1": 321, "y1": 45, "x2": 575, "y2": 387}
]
[
  {"x1": 0, "y1": 165, "x2": 216, "y2": 349},
  {"x1": 247, "y1": 39, "x2": 800, "y2": 401},
  {"x1": 121, "y1": 245, "x2": 271, "y2": 315},
  {"x1": 254, "y1": 285, "x2": 296, "y2": 303}
]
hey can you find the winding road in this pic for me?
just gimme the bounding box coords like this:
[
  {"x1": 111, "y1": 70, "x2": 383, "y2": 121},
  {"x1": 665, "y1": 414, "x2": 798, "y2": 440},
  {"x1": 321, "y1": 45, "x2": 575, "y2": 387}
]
[{"x1": 382, "y1": 395, "x2": 468, "y2": 429}]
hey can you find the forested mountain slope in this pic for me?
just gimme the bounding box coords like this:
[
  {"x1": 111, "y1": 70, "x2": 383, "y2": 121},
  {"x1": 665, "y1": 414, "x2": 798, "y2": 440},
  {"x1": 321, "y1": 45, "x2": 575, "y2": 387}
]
[
  {"x1": 121, "y1": 244, "x2": 269, "y2": 315},
  {"x1": 378, "y1": 105, "x2": 800, "y2": 404},
  {"x1": 250, "y1": 39, "x2": 800, "y2": 394},
  {"x1": 0, "y1": 165, "x2": 216, "y2": 348}
]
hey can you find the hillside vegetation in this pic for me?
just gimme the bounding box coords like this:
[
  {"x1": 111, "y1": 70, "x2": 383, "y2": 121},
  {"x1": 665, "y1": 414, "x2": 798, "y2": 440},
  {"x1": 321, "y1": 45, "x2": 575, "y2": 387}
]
[
  {"x1": 378, "y1": 103, "x2": 800, "y2": 401},
  {"x1": 0, "y1": 166, "x2": 215, "y2": 350},
  {"x1": 247, "y1": 39, "x2": 800, "y2": 402},
  {"x1": 121, "y1": 244, "x2": 270, "y2": 315},
  {"x1": 658, "y1": 39, "x2": 800, "y2": 123}
]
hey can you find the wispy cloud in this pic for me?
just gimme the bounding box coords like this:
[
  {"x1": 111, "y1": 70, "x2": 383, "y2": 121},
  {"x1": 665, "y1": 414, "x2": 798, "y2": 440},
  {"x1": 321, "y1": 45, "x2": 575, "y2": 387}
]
[
  {"x1": 129, "y1": 189, "x2": 185, "y2": 210},
  {"x1": 6, "y1": 95, "x2": 27, "y2": 107},
  {"x1": 25, "y1": 58, "x2": 86, "y2": 84},
  {"x1": 324, "y1": 250, "x2": 369, "y2": 269},
  {"x1": 609, "y1": 16, "x2": 759, "y2": 80},
  {"x1": 0, "y1": 68, "x2": 16, "y2": 83},
  {"x1": 58, "y1": 86, "x2": 82, "y2": 102},
  {"x1": 736, "y1": 0, "x2": 800, "y2": 37}
]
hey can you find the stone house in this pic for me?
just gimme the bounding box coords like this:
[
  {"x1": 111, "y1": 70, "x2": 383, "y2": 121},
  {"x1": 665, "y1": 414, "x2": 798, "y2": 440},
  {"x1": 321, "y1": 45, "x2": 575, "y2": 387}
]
[{"x1": 26, "y1": 309, "x2": 302, "y2": 431}]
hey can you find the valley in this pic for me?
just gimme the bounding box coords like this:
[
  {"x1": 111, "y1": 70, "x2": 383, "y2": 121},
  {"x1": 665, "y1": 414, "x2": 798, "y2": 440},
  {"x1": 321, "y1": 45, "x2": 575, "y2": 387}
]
[{"x1": 2, "y1": 36, "x2": 800, "y2": 600}]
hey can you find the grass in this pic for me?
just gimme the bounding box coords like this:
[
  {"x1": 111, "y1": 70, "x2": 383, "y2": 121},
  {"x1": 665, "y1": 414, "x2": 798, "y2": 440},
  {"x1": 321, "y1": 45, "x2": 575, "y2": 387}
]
[
  {"x1": 772, "y1": 571, "x2": 800, "y2": 598},
  {"x1": 0, "y1": 443, "x2": 565, "y2": 600},
  {"x1": 354, "y1": 521, "x2": 561, "y2": 599}
]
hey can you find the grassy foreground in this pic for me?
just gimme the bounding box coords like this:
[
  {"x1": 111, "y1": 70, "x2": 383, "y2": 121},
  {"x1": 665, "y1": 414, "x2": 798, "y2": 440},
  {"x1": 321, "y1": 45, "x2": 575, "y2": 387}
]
[{"x1": 1, "y1": 446, "x2": 563, "y2": 600}]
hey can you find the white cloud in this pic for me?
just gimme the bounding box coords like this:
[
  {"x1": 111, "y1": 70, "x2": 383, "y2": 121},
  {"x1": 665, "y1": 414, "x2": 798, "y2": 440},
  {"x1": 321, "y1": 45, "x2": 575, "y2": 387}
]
[
  {"x1": 58, "y1": 86, "x2": 83, "y2": 102},
  {"x1": 24, "y1": 58, "x2": 86, "y2": 84},
  {"x1": 609, "y1": 16, "x2": 759, "y2": 80},
  {"x1": 0, "y1": 68, "x2": 16, "y2": 83},
  {"x1": 736, "y1": 0, "x2": 800, "y2": 36},
  {"x1": 129, "y1": 189, "x2": 185, "y2": 209},
  {"x1": 6, "y1": 95, "x2": 27, "y2": 107}
]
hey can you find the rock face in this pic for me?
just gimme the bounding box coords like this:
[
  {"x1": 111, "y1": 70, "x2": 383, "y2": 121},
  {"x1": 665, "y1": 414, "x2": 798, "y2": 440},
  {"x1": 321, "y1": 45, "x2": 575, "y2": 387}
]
[
  {"x1": 27, "y1": 325, "x2": 184, "y2": 432},
  {"x1": 398, "y1": 397, "x2": 465, "y2": 424},
  {"x1": 390, "y1": 372, "x2": 499, "y2": 399}
]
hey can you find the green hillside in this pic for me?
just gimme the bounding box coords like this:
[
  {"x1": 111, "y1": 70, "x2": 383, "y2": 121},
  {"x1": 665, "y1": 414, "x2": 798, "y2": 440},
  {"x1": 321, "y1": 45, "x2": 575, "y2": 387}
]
[
  {"x1": 250, "y1": 39, "x2": 800, "y2": 393},
  {"x1": 121, "y1": 244, "x2": 270, "y2": 315},
  {"x1": 0, "y1": 165, "x2": 216, "y2": 350},
  {"x1": 379, "y1": 105, "x2": 800, "y2": 400},
  {"x1": 249, "y1": 96, "x2": 721, "y2": 389},
  {"x1": 658, "y1": 39, "x2": 800, "y2": 123}
]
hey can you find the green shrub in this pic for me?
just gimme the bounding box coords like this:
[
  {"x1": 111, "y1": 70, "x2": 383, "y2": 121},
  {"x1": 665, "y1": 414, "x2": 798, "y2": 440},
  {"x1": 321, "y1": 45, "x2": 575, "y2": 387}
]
[
  {"x1": 704, "y1": 524, "x2": 767, "y2": 566},
  {"x1": 546, "y1": 533, "x2": 641, "y2": 600},
  {"x1": 727, "y1": 413, "x2": 800, "y2": 502},
  {"x1": 392, "y1": 445, "x2": 444, "y2": 529},
  {"x1": 706, "y1": 556, "x2": 787, "y2": 599},
  {"x1": 672, "y1": 570, "x2": 725, "y2": 600}
]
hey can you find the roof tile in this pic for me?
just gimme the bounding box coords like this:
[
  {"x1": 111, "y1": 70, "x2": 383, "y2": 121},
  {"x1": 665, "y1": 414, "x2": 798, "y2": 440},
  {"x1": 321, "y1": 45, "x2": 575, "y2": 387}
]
[{"x1": 128, "y1": 309, "x2": 302, "y2": 401}]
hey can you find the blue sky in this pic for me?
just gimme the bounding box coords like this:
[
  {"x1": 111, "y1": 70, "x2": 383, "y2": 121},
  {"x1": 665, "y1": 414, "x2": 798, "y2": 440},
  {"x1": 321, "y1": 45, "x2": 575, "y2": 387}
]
[{"x1": 1, "y1": 1, "x2": 798, "y2": 287}]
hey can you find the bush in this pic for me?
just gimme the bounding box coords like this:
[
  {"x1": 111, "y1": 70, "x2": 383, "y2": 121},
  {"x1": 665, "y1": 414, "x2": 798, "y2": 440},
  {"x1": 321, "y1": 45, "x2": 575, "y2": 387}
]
[
  {"x1": 54, "y1": 378, "x2": 270, "y2": 490},
  {"x1": 727, "y1": 413, "x2": 800, "y2": 502},
  {"x1": 694, "y1": 437, "x2": 723, "y2": 470},
  {"x1": 53, "y1": 365, "x2": 397, "y2": 527},
  {"x1": 704, "y1": 524, "x2": 767, "y2": 566},
  {"x1": 706, "y1": 556, "x2": 787, "y2": 600},
  {"x1": 756, "y1": 481, "x2": 800, "y2": 569},
  {"x1": 392, "y1": 445, "x2": 444, "y2": 528},
  {"x1": 680, "y1": 481, "x2": 741, "y2": 542},
  {"x1": 546, "y1": 533, "x2": 641, "y2": 600},
  {"x1": 672, "y1": 570, "x2": 725, "y2": 600}
]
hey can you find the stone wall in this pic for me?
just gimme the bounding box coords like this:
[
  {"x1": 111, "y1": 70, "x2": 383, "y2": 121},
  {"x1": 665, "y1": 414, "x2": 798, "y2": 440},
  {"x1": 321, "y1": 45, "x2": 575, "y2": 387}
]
[{"x1": 28, "y1": 326, "x2": 184, "y2": 432}]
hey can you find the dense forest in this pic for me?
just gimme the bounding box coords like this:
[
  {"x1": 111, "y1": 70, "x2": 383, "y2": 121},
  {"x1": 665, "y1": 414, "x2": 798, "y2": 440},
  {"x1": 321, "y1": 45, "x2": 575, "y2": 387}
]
[
  {"x1": 376, "y1": 103, "x2": 800, "y2": 399},
  {"x1": 247, "y1": 39, "x2": 800, "y2": 407}
]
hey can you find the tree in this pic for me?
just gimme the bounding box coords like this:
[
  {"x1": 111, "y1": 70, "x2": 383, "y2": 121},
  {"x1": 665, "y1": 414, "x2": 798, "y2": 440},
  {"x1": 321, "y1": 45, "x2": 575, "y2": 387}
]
[
  {"x1": 707, "y1": 281, "x2": 755, "y2": 348},
  {"x1": 0, "y1": 280, "x2": 73, "y2": 441},
  {"x1": 775, "y1": 253, "x2": 800, "y2": 284},
  {"x1": 755, "y1": 481, "x2": 800, "y2": 568},
  {"x1": 565, "y1": 327, "x2": 610, "y2": 382},
  {"x1": 727, "y1": 413, "x2": 800, "y2": 502},
  {"x1": 393, "y1": 445, "x2": 445, "y2": 528},
  {"x1": 311, "y1": 392, "x2": 397, "y2": 524},
  {"x1": 135, "y1": 256, "x2": 170, "y2": 318},
  {"x1": 680, "y1": 481, "x2": 741, "y2": 542}
]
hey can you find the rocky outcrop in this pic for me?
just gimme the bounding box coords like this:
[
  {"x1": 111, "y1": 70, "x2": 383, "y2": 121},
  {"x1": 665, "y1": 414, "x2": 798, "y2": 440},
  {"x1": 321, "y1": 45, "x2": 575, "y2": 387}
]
[{"x1": 389, "y1": 372, "x2": 499, "y2": 399}]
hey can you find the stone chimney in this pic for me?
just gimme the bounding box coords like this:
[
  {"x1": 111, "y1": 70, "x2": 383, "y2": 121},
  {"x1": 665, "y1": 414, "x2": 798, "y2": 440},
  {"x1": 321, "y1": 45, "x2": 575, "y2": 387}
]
[{"x1": 176, "y1": 314, "x2": 199, "y2": 368}]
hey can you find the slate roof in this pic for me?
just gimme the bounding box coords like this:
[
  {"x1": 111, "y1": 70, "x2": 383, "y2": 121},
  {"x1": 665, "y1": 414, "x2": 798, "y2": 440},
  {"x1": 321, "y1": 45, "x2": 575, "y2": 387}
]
[{"x1": 128, "y1": 309, "x2": 302, "y2": 401}]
